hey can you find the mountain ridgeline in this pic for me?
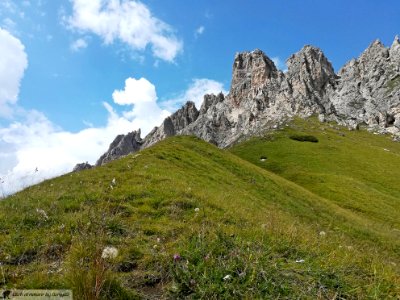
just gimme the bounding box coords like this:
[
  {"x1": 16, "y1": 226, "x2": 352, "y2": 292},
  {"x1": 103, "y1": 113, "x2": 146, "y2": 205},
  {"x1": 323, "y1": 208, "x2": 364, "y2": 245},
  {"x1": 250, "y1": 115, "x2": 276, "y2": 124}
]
[{"x1": 75, "y1": 37, "x2": 400, "y2": 170}]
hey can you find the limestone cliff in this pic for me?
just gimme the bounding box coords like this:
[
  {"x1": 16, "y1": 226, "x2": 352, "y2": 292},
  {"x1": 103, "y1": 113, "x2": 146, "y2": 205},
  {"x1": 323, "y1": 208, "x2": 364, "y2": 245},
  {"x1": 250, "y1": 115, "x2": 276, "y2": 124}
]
[{"x1": 75, "y1": 37, "x2": 400, "y2": 169}]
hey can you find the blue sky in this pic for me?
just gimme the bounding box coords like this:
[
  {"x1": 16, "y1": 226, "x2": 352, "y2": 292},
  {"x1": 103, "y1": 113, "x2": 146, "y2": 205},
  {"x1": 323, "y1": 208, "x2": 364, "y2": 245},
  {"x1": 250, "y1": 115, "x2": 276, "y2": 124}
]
[{"x1": 0, "y1": 0, "x2": 399, "y2": 194}]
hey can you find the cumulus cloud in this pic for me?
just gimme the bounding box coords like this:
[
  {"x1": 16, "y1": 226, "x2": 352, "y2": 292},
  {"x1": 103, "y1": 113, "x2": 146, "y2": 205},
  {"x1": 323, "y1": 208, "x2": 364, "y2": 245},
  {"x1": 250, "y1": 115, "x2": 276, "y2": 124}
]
[
  {"x1": 70, "y1": 38, "x2": 88, "y2": 51},
  {"x1": 0, "y1": 28, "x2": 170, "y2": 195},
  {"x1": 0, "y1": 74, "x2": 170, "y2": 196},
  {"x1": 113, "y1": 77, "x2": 156, "y2": 105},
  {"x1": 112, "y1": 77, "x2": 170, "y2": 134},
  {"x1": 0, "y1": 108, "x2": 137, "y2": 196},
  {"x1": 162, "y1": 78, "x2": 227, "y2": 111},
  {"x1": 0, "y1": 27, "x2": 28, "y2": 118},
  {"x1": 67, "y1": 0, "x2": 183, "y2": 62},
  {"x1": 0, "y1": 28, "x2": 223, "y2": 197}
]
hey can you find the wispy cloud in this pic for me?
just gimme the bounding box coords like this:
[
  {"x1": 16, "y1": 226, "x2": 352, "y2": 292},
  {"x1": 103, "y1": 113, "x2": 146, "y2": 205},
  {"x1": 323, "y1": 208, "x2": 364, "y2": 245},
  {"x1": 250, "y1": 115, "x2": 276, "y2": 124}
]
[
  {"x1": 272, "y1": 56, "x2": 288, "y2": 72},
  {"x1": 195, "y1": 26, "x2": 205, "y2": 38},
  {"x1": 70, "y1": 38, "x2": 88, "y2": 52}
]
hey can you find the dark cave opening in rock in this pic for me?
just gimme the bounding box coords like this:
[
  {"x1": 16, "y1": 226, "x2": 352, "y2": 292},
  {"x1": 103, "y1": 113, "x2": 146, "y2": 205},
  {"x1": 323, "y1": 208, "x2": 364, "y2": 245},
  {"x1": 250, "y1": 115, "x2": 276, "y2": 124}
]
[{"x1": 386, "y1": 114, "x2": 395, "y2": 126}]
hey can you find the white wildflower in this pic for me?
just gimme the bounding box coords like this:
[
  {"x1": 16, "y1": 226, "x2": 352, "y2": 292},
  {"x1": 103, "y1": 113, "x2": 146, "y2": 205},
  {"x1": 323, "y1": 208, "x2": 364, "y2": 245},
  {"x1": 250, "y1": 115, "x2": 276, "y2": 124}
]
[
  {"x1": 36, "y1": 208, "x2": 49, "y2": 220},
  {"x1": 223, "y1": 274, "x2": 232, "y2": 281},
  {"x1": 319, "y1": 231, "x2": 326, "y2": 236},
  {"x1": 101, "y1": 246, "x2": 118, "y2": 259},
  {"x1": 295, "y1": 259, "x2": 305, "y2": 263},
  {"x1": 194, "y1": 207, "x2": 200, "y2": 212}
]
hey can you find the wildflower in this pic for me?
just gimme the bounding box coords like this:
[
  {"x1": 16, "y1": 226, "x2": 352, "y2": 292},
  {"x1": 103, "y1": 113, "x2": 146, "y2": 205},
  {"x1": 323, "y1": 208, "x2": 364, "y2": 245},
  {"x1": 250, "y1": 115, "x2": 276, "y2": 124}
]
[
  {"x1": 223, "y1": 274, "x2": 232, "y2": 281},
  {"x1": 156, "y1": 238, "x2": 161, "y2": 243},
  {"x1": 36, "y1": 208, "x2": 49, "y2": 220},
  {"x1": 319, "y1": 231, "x2": 326, "y2": 236},
  {"x1": 111, "y1": 178, "x2": 116, "y2": 185},
  {"x1": 173, "y1": 254, "x2": 181, "y2": 262},
  {"x1": 194, "y1": 207, "x2": 200, "y2": 212},
  {"x1": 101, "y1": 246, "x2": 118, "y2": 259},
  {"x1": 153, "y1": 245, "x2": 158, "y2": 249},
  {"x1": 295, "y1": 259, "x2": 305, "y2": 263}
]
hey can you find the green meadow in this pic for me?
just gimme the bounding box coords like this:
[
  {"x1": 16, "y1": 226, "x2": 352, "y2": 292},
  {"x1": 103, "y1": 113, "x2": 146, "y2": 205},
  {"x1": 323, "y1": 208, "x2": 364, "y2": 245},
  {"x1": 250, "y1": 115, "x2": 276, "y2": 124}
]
[{"x1": 0, "y1": 118, "x2": 399, "y2": 299}]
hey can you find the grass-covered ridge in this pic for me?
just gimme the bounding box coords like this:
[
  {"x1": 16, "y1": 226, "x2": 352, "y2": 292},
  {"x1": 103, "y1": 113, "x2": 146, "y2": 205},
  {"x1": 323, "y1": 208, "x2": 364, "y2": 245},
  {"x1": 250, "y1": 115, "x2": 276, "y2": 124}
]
[{"x1": 0, "y1": 122, "x2": 399, "y2": 298}]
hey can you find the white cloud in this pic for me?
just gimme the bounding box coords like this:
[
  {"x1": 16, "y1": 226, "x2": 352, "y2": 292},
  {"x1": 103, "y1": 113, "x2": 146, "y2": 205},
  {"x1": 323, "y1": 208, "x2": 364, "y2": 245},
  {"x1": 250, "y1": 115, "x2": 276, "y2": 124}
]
[
  {"x1": 0, "y1": 74, "x2": 170, "y2": 196},
  {"x1": 0, "y1": 28, "x2": 28, "y2": 118},
  {"x1": 67, "y1": 0, "x2": 183, "y2": 62},
  {"x1": 70, "y1": 38, "x2": 88, "y2": 51},
  {"x1": 162, "y1": 78, "x2": 227, "y2": 111},
  {"x1": 113, "y1": 77, "x2": 156, "y2": 105},
  {"x1": 112, "y1": 77, "x2": 170, "y2": 134},
  {"x1": 195, "y1": 26, "x2": 205, "y2": 37},
  {"x1": 0, "y1": 108, "x2": 136, "y2": 196}
]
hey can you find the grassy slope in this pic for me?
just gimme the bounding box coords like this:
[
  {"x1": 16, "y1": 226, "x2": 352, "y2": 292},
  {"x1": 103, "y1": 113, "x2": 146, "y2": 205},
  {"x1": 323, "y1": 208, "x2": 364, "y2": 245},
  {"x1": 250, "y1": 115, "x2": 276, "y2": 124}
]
[
  {"x1": 0, "y1": 124, "x2": 398, "y2": 298},
  {"x1": 230, "y1": 118, "x2": 400, "y2": 248}
]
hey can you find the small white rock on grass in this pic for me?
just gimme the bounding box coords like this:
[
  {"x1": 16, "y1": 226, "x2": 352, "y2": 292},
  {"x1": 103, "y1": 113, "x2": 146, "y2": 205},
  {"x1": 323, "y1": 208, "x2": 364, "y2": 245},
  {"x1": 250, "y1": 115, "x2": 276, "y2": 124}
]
[{"x1": 223, "y1": 274, "x2": 232, "y2": 281}]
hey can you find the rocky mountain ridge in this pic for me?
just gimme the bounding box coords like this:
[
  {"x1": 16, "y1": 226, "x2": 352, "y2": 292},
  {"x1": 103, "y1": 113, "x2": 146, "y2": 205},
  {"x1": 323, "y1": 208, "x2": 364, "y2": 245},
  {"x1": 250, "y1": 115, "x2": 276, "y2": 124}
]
[{"x1": 74, "y1": 37, "x2": 400, "y2": 170}]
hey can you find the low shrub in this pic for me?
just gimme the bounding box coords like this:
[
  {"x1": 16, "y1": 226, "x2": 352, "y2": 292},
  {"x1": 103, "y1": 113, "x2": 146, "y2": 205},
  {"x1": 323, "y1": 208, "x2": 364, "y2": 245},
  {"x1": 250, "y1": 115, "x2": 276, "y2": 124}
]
[{"x1": 289, "y1": 135, "x2": 318, "y2": 143}]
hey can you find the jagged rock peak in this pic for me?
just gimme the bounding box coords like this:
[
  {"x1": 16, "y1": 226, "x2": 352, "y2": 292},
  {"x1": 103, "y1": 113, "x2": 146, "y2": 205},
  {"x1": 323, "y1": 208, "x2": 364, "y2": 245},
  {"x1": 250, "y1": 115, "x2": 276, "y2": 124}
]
[
  {"x1": 231, "y1": 49, "x2": 278, "y2": 88},
  {"x1": 170, "y1": 101, "x2": 199, "y2": 132},
  {"x1": 200, "y1": 93, "x2": 225, "y2": 114},
  {"x1": 141, "y1": 101, "x2": 200, "y2": 149},
  {"x1": 230, "y1": 49, "x2": 279, "y2": 106},
  {"x1": 96, "y1": 129, "x2": 142, "y2": 166},
  {"x1": 361, "y1": 39, "x2": 389, "y2": 60},
  {"x1": 74, "y1": 37, "x2": 400, "y2": 171},
  {"x1": 287, "y1": 45, "x2": 335, "y2": 78},
  {"x1": 390, "y1": 35, "x2": 400, "y2": 57},
  {"x1": 285, "y1": 45, "x2": 336, "y2": 113}
]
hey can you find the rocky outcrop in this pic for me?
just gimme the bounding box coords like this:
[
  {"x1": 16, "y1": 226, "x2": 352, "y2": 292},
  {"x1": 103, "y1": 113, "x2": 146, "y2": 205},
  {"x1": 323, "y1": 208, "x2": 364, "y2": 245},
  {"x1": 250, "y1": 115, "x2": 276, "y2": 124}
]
[
  {"x1": 181, "y1": 45, "x2": 337, "y2": 146},
  {"x1": 327, "y1": 38, "x2": 400, "y2": 131},
  {"x1": 73, "y1": 162, "x2": 93, "y2": 172},
  {"x1": 95, "y1": 130, "x2": 143, "y2": 166},
  {"x1": 74, "y1": 37, "x2": 400, "y2": 170},
  {"x1": 89, "y1": 102, "x2": 200, "y2": 167},
  {"x1": 141, "y1": 101, "x2": 199, "y2": 148}
]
